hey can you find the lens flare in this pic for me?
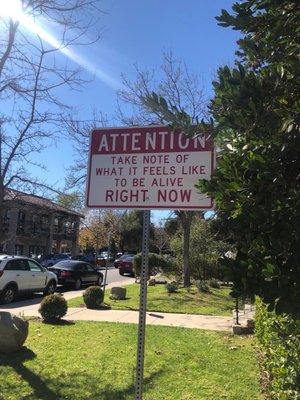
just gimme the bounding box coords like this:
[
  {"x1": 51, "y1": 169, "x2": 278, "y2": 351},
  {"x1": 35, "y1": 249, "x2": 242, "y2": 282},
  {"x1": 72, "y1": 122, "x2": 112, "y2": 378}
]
[
  {"x1": 0, "y1": 0, "x2": 23, "y2": 21},
  {"x1": 0, "y1": 0, "x2": 121, "y2": 89}
]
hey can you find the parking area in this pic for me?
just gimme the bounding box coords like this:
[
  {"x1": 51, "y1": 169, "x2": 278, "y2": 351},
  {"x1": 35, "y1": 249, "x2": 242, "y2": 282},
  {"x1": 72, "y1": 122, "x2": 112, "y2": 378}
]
[{"x1": 0, "y1": 268, "x2": 133, "y2": 311}]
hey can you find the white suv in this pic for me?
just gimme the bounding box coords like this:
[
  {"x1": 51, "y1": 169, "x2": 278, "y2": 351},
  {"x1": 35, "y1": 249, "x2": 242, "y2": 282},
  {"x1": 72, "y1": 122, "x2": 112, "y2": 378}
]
[{"x1": 0, "y1": 255, "x2": 57, "y2": 304}]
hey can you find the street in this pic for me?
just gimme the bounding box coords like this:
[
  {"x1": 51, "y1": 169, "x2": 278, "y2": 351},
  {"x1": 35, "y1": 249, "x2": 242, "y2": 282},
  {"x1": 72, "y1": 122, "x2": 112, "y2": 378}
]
[{"x1": 0, "y1": 267, "x2": 133, "y2": 313}]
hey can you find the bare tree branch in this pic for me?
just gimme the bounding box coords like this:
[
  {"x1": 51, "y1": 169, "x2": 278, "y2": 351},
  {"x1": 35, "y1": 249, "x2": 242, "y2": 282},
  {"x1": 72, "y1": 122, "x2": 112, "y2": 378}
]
[{"x1": 0, "y1": 0, "x2": 103, "y2": 245}]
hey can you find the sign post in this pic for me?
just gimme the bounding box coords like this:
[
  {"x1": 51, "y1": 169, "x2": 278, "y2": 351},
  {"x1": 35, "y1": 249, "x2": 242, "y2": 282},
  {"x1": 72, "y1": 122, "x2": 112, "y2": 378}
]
[
  {"x1": 86, "y1": 125, "x2": 214, "y2": 400},
  {"x1": 134, "y1": 210, "x2": 150, "y2": 400}
]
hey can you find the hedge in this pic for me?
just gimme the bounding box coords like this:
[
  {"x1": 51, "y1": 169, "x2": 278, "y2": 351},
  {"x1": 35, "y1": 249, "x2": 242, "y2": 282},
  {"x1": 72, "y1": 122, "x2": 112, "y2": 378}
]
[
  {"x1": 255, "y1": 298, "x2": 300, "y2": 399},
  {"x1": 133, "y1": 253, "x2": 175, "y2": 277}
]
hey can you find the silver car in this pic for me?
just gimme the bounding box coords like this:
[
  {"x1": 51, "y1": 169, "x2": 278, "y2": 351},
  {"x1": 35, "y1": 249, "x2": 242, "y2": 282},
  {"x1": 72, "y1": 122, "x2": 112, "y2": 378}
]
[{"x1": 0, "y1": 255, "x2": 57, "y2": 304}]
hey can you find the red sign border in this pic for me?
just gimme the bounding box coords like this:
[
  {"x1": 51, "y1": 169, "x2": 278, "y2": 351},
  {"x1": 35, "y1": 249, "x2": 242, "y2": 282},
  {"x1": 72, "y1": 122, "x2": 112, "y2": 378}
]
[{"x1": 86, "y1": 125, "x2": 215, "y2": 210}]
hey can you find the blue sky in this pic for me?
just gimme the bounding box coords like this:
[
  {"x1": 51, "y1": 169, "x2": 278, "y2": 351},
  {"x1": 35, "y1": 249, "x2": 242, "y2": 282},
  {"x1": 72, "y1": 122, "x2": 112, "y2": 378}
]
[{"x1": 26, "y1": 0, "x2": 240, "y2": 223}]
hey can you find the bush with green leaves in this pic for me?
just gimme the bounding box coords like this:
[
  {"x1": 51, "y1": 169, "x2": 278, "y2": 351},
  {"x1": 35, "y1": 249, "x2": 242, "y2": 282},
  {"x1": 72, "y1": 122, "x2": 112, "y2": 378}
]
[
  {"x1": 38, "y1": 294, "x2": 68, "y2": 322},
  {"x1": 165, "y1": 281, "x2": 178, "y2": 293},
  {"x1": 255, "y1": 298, "x2": 300, "y2": 399},
  {"x1": 208, "y1": 278, "x2": 221, "y2": 289},
  {"x1": 196, "y1": 280, "x2": 210, "y2": 293},
  {"x1": 170, "y1": 219, "x2": 228, "y2": 281},
  {"x1": 133, "y1": 252, "x2": 176, "y2": 277},
  {"x1": 83, "y1": 286, "x2": 104, "y2": 309}
]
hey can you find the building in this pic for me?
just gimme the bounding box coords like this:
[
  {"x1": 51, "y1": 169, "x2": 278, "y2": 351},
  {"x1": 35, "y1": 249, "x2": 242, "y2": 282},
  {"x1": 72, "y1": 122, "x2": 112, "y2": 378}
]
[{"x1": 0, "y1": 189, "x2": 83, "y2": 257}]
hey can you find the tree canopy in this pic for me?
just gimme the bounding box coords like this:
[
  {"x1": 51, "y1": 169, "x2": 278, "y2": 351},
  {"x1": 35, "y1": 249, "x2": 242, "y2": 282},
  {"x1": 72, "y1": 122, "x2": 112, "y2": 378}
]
[
  {"x1": 141, "y1": 1, "x2": 299, "y2": 316},
  {"x1": 198, "y1": 0, "x2": 300, "y2": 316}
]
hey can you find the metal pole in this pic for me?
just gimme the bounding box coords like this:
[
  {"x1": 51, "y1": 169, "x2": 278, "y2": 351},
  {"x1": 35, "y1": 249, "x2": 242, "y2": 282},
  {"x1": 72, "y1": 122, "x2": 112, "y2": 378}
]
[
  {"x1": 102, "y1": 234, "x2": 111, "y2": 298},
  {"x1": 102, "y1": 257, "x2": 109, "y2": 297},
  {"x1": 135, "y1": 210, "x2": 150, "y2": 400}
]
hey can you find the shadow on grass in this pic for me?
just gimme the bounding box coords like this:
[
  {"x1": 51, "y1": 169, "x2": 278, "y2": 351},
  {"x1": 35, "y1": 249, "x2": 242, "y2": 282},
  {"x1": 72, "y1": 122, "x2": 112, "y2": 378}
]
[
  {"x1": 68, "y1": 370, "x2": 163, "y2": 400},
  {"x1": 0, "y1": 347, "x2": 58, "y2": 400},
  {"x1": 1, "y1": 347, "x2": 163, "y2": 400},
  {"x1": 42, "y1": 319, "x2": 75, "y2": 326}
]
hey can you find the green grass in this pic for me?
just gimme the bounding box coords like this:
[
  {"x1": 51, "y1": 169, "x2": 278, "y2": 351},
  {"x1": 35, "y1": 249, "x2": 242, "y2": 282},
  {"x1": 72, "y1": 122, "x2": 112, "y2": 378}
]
[
  {"x1": 68, "y1": 283, "x2": 235, "y2": 316},
  {"x1": 0, "y1": 320, "x2": 263, "y2": 400}
]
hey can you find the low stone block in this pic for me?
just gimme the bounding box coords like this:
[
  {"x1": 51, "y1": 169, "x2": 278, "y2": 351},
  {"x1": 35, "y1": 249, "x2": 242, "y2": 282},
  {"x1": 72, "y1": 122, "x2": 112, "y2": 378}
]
[
  {"x1": 154, "y1": 278, "x2": 168, "y2": 285},
  {"x1": 0, "y1": 312, "x2": 29, "y2": 354},
  {"x1": 110, "y1": 287, "x2": 126, "y2": 300},
  {"x1": 232, "y1": 324, "x2": 243, "y2": 335}
]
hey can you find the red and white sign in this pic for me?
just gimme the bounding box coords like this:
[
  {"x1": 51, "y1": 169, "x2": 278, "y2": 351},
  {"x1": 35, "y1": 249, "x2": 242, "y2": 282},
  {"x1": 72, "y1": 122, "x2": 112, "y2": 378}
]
[{"x1": 86, "y1": 126, "x2": 214, "y2": 210}]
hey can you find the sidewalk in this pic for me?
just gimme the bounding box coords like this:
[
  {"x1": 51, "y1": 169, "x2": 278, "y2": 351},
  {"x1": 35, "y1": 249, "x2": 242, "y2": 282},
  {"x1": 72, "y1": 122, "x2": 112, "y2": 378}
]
[
  {"x1": 65, "y1": 308, "x2": 232, "y2": 331},
  {"x1": 1, "y1": 278, "x2": 233, "y2": 332},
  {"x1": 3, "y1": 304, "x2": 232, "y2": 332}
]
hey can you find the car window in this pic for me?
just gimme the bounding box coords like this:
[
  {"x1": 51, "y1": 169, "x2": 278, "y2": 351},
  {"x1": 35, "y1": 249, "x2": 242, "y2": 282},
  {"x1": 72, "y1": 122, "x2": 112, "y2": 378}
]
[
  {"x1": 78, "y1": 264, "x2": 87, "y2": 271},
  {"x1": 86, "y1": 264, "x2": 95, "y2": 272},
  {"x1": 5, "y1": 259, "x2": 30, "y2": 271},
  {"x1": 28, "y1": 260, "x2": 43, "y2": 272}
]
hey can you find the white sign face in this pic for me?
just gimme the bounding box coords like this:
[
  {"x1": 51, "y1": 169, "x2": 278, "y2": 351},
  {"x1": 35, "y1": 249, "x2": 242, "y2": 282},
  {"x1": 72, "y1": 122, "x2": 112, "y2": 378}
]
[{"x1": 86, "y1": 126, "x2": 214, "y2": 210}]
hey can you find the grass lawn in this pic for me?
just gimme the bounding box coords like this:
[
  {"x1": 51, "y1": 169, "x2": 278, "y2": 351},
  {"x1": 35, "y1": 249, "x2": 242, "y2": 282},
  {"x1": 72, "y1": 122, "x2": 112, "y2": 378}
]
[
  {"x1": 68, "y1": 283, "x2": 235, "y2": 316},
  {"x1": 0, "y1": 320, "x2": 263, "y2": 400}
]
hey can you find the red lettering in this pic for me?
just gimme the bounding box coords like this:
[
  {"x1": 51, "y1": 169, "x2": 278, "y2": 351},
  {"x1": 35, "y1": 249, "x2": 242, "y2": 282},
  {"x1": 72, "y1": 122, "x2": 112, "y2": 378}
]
[
  {"x1": 157, "y1": 189, "x2": 191, "y2": 203},
  {"x1": 105, "y1": 190, "x2": 113, "y2": 201}
]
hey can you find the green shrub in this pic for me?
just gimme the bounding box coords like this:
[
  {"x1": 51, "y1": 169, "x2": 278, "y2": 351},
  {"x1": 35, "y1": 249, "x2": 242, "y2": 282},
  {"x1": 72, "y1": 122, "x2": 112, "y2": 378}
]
[
  {"x1": 83, "y1": 286, "x2": 104, "y2": 309},
  {"x1": 38, "y1": 294, "x2": 68, "y2": 322},
  {"x1": 208, "y1": 278, "x2": 220, "y2": 289},
  {"x1": 133, "y1": 253, "x2": 176, "y2": 277},
  {"x1": 255, "y1": 298, "x2": 300, "y2": 399},
  {"x1": 196, "y1": 280, "x2": 210, "y2": 293},
  {"x1": 166, "y1": 281, "x2": 178, "y2": 293}
]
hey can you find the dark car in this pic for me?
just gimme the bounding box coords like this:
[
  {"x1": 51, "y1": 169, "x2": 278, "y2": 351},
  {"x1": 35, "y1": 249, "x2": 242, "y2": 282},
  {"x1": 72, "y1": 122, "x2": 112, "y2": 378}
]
[
  {"x1": 40, "y1": 253, "x2": 71, "y2": 268},
  {"x1": 118, "y1": 256, "x2": 135, "y2": 276},
  {"x1": 114, "y1": 254, "x2": 135, "y2": 268},
  {"x1": 48, "y1": 260, "x2": 103, "y2": 290},
  {"x1": 73, "y1": 253, "x2": 96, "y2": 266}
]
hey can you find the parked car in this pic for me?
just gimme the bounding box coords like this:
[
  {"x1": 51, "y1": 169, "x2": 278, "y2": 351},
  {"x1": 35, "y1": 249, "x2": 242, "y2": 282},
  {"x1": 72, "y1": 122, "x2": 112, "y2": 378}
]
[
  {"x1": 114, "y1": 254, "x2": 135, "y2": 268},
  {"x1": 40, "y1": 253, "x2": 71, "y2": 268},
  {"x1": 73, "y1": 253, "x2": 96, "y2": 266},
  {"x1": 118, "y1": 256, "x2": 135, "y2": 276},
  {"x1": 0, "y1": 255, "x2": 57, "y2": 304},
  {"x1": 48, "y1": 260, "x2": 104, "y2": 290}
]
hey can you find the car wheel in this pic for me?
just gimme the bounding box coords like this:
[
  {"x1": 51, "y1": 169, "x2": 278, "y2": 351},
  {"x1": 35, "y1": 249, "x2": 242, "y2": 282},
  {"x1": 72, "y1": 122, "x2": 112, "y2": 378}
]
[
  {"x1": 74, "y1": 278, "x2": 81, "y2": 290},
  {"x1": 97, "y1": 275, "x2": 103, "y2": 286},
  {"x1": 1, "y1": 285, "x2": 17, "y2": 304},
  {"x1": 43, "y1": 280, "x2": 56, "y2": 296},
  {"x1": 119, "y1": 271, "x2": 124, "y2": 276}
]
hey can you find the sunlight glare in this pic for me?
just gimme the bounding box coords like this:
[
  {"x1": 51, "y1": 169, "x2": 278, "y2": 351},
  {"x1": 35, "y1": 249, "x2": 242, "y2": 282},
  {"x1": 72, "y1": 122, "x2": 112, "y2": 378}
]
[
  {"x1": 0, "y1": 0, "x2": 121, "y2": 89},
  {"x1": 0, "y1": 0, "x2": 23, "y2": 21}
]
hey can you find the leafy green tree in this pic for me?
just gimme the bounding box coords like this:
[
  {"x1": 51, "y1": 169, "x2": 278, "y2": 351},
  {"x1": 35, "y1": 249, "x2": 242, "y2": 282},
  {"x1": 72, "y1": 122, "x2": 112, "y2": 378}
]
[
  {"x1": 108, "y1": 236, "x2": 117, "y2": 261},
  {"x1": 141, "y1": 1, "x2": 300, "y2": 316},
  {"x1": 119, "y1": 210, "x2": 154, "y2": 253},
  {"x1": 164, "y1": 217, "x2": 181, "y2": 237},
  {"x1": 170, "y1": 218, "x2": 228, "y2": 281},
  {"x1": 57, "y1": 192, "x2": 83, "y2": 212},
  {"x1": 199, "y1": 0, "x2": 300, "y2": 316}
]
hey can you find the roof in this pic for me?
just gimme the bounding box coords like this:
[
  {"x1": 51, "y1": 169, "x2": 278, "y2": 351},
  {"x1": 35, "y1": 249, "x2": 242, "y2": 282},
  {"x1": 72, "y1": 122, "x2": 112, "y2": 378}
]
[{"x1": 4, "y1": 189, "x2": 84, "y2": 218}]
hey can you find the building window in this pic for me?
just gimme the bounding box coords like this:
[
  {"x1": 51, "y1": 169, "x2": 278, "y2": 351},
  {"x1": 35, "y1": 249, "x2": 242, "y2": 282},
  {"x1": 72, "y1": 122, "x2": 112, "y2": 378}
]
[
  {"x1": 29, "y1": 246, "x2": 46, "y2": 259},
  {"x1": 17, "y1": 211, "x2": 26, "y2": 234},
  {"x1": 15, "y1": 245, "x2": 24, "y2": 255},
  {"x1": 41, "y1": 215, "x2": 49, "y2": 232},
  {"x1": 54, "y1": 217, "x2": 59, "y2": 233},
  {"x1": 1, "y1": 210, "x2": 10, "y2": 233},
  {"x1": 31, "y1": 214, "x2": 40, "y2": 234}
]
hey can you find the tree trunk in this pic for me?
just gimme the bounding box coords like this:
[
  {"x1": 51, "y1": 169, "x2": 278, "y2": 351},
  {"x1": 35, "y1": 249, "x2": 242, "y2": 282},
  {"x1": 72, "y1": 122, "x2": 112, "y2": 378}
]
[
  {"x1": 0, "y1": 183, "x2": 6, "y2": 247},
  {"x1": 178, "y1": 211, "x2": 193, "y2": 287}
]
